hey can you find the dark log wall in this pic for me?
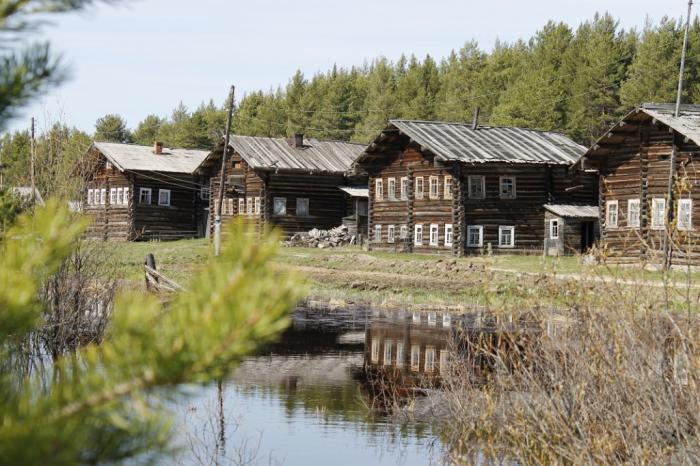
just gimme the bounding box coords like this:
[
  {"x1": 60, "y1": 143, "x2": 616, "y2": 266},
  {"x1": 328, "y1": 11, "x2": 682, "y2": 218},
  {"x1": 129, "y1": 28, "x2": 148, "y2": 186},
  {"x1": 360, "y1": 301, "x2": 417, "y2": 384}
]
[
  {"x1": 368, "y1": 143, "x2": 456, "y2": 254},
  {"x1": 84, "y1": 156, "x2": 132, "y2": 241}
]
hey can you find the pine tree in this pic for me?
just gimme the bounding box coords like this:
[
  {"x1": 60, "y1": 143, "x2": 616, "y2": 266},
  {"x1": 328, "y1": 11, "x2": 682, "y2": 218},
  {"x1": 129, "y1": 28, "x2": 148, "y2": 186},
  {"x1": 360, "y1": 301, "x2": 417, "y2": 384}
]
[
  {"x1": 353, "y1": 57, "x2": 397, "y2": 142},
  {"x1": 94, "y1": 114, "x2": 131, "y2": 143},
  {"x1": 132, "y1": 114, "x2": 164, "y2": 145},
  {"x1": 286, "y1": 70, "x2": 310, "y2": 135},
  {"x1": 436, "y1": 42, "x2": 486, "y2": 122}
]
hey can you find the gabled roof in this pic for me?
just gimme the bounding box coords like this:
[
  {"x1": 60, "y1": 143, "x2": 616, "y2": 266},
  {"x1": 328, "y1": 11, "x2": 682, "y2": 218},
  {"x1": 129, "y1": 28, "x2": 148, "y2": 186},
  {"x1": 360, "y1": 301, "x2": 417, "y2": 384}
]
[
  {"x1": 586, "y1": 103, "x2": 700, "y2": 158},
  {"x1": 92, "y1": 142, "x2": 209, "y2": 174},
  {"x1": 544, "y1": 204, "x2": 598, "y2": 218},
  {"x1": 359, "y1": 120, "x2": 585, "y2": 166}
]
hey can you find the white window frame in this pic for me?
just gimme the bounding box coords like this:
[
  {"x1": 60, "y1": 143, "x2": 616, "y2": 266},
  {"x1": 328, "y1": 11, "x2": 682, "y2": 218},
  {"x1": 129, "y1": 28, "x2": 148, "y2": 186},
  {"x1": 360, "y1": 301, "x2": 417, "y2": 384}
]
[
  {"x1": 425, "y1": 346, "x2": 436, "y2": 373},
  {"x1": 87, "y1": 189, "x2": 94, "y2": 205},
  {"x1": 374, "y1": 224, "x2": 382, "y2": 243},
  {"x1": 117, "y1": 187, "x2": 124, "y2": 205},
  {"x1": 375, "y1": 178, "x2": 383, "y2": 200},
  {"x1": 445, "y1": 224, "x2": 453, "y2": 247},
  {"x1": 227, "y1": 198, "x2": 234, "y2": 215},
  {"x1": 399, "y1": 224, "x2": 408, "y2": 240},
  {"x1": 254, "y1": 197, "x2": 261, "y2": 215},
  {"x1": 238, "y1": 198, "x2": 245, "y2": 214},
  {"x1": 499, "y1": 176, "x2": 516, "y2": 199},
  {"x1": 158, "y1": 189, "x2": 171, "y2": 206},
  {"x1": 628, "y1": 199, "x2": 640, "y2": 229},
  {"x1": 678, "y1": 198, "x2": 693, "y2": 231},
  {"x1": 139, "y1": 187, "x2": 151, "y2": 205},
  {"x1": 387, "y1": 225, "x2": 395, "y2": 243},
  {"x1": 296, "y1": 197, "x2": 309, "y2": 217},
  {"x1": 410, "y1": 344, "x2": 421, "y2": 372},
  {"x1": 371, "y1": 339, "x2": 380, "y2": 364},
  {"x1": 466, "y1": 225, "x2": 483, "y2": 248},
  {"x1": 387, "y1": 177, "x2": 396, "y2": 200},
  {"x1": 444, "y1": 175, "x2": 453, "y2": 200},
  {"x1": 383, "y1": 339, "x2": 393, "y2": 367},
  {"x1": 429, "y1": 223, "x2": 439, "y2": 246},
  {"x1": 273, "y1": 197, "x2": 286, "y2": 216},
  {"x1": 606, "y1": 200, "x2": 619, "y2": 229},
  {"x1": 109, "y1": 188, "x2": 117, "y2": 205},
  {"x1": 415, "y1": 176, "x2": 424, "y2": 199},
  {"x1": 396, "y1": 341, "x2": 405, "y2": 367},
  {"x1": 400, "y1": 177, "x2": 409, "y2": 200},
  {"x1": 429, "y1": 176, "x2": 439, "y2": 200},
  {"x1": 221, "y1": 198, "x2": 228, "y2": 215},
  {"x1": 498, "y1": 225, "x2": 515, "y2": 248},
  {"x1": 414, "y1": 224, "x2": 423, "y2": 246},
  {"x1": 468, "y1": 175, "x2": 485, "y2": 199},
  {"x1": 246, "y1": 197, "x2": 253, "y2": 215},
  {"x1": 549, "y1": 219, "x2": 559, "y2": 240},
  {"x1": 200, "y1": 187, "x2": 210, "y2": 201},
  {"x1": 100, "y1": 188, "x2": 107, "y2": 205}
]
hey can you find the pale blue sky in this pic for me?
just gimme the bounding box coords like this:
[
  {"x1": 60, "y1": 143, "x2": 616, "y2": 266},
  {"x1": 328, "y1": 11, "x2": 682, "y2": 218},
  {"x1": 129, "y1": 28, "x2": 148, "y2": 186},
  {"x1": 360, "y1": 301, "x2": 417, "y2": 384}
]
[{"x1": 10, "y1": 0, "x2": 689, "y2": 134}]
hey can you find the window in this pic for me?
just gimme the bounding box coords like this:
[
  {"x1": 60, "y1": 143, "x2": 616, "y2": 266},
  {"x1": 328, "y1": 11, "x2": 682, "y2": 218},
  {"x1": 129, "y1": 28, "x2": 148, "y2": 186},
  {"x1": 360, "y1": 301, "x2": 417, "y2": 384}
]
[
  {"x1": 383, "y1": 340, "x2": 393, "y2": 366},
  {"x1": 425, "y1": 346, "x2": 436, "y2": 373},
  {"x1": 109, "y1": 188, "x2": 117, "y2": 205},
  {"x1": 499, "y1": 176, "x2": 516, "y2": 199},
  {"x1": 414, "y1": 224, "x2": 423, "y2": 245},
  {"x1": 445, "y1": 224, "x2": 453, "y2": 247},
  {"x1": 374, "y1": 224, "x2": 382, "y2": 243},
  {"x1": 678, "y1": 198, "x2": 693, "y2": 231},
  {"x1": 221, "y1": 198, "x2": 228, "y2": 215},
  {"x1": 651, "y1": 198, "x2": 666, "y2": 230},
  {"x1": 442, "y1": 314, "x2": 451, "y2": 327},
  {"x1": 375, "y1": 178, "x2": 383, "y2": 200},
  {"x1": 427, "y1": 312, "x2": 436, "y2": 326},
  {"x1": 429, "y1": 223, "x2": 439, "y2": 246},
  {"x1": 158, "y1": 189, "x2": 171, "y2": 206},
  {"x1": 439, "y1": 350, "x2": 450, "y2": 374},
  {"x1": 387, "y1": 178, "x2": 396, "y2": 200},
  {"x1": 296, "y1": 198, "x2": 309, "y2": 217},
  {"x1": 628, "y1": 199, "x2": 640, "y2": 228},
  {"x1": 606, "y1": 200, "x2": 619, "y2": 229},
  {"x1": 105, "y1": 161, "x2": 112, "y2": 170},
  {"x1": 273, "y1": 197, "x2": 286, "y2": 215},
  {"x1": 238, "y1": 198, "x2": 245, "y2": 214},
  {"x1": 254, "y1": 197, "x2": 261, "y2": 215},
  {"x1": 123, "y1": 187, "x2": 129, "y2": 205},
  {"x1": 100, "y1": 188, "x2": 107, "y2": 205},
  {"x1": 396, "y1": 342, "x2": 405, "y2": 367},
  {"x1": 444, "y1": 175, "x2": 453, "y2": 200},
  {"x1": 400, "y1": 225, "x2": 408, "y2": 240},
  {"x1": 87, "y1": 189, "x2": 94, "y2": 205},
  {"x1": 227, "y1": 198, "x2": 234, "y2": 215},
  {"x1": 139, "y1": 187, "x2": 151, "y2": 205},
  {"x1": 429, "y1": 176, "x2": 439, "y2": 199},
  {"x1": 499, "y1": 225, "x2": 515, "y2": 248},
  {"x1": 387, "y1": 225, "x2": 395, "y2": 243},
  {"x1": 467, "y1": 225, "x2": 483, "y2": 248},
  {"x1": 415, "y1": 177, "x2": 424, "y2": 199},
  {"x1": 400, "y1": 177, "x2": 409, "y2": 200},
  {"x1": 550, "y1": 219, "x2": 559, "y2": 240},
  {"x1": 117, "y1": 188, "x2": 124, "y2": 205},
  {"x1": 468, "y1": 175, "x2": 485, "y2": 199},
  {"x1": 246, "y1": 197, "x2": 253, "y2": 215},
  {"x1": 200, "y1": 187, "x2": 210, "y2": 200},
  {"x1": 410, "y1": 345, "x2": 421, "y2": 372},
  {"x1": 371, "y1": 339, "x2": 380, "y2": 364}
]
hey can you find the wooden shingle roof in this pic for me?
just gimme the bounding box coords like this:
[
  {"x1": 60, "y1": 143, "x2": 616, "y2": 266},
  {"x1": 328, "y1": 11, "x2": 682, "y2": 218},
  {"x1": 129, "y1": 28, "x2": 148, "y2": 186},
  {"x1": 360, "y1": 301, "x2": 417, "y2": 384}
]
[{"x1": 93, "y1": 142, "x2": 209, "y2": 174}]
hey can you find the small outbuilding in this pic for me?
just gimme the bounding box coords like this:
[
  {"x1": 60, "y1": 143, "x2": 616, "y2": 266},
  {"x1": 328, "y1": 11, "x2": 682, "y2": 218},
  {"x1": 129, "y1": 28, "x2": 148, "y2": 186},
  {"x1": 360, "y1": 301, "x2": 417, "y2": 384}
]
[{"x1": 543, "y1": 204, "x2": 599, "y2": 256}]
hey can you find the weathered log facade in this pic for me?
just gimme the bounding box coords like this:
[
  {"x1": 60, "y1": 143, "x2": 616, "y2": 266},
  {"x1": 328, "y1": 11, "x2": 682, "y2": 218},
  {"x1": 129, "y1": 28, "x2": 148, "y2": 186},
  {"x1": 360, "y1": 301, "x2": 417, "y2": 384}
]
[
  {"x1": 584, "y1": 103, "x2": 700, "y2": 265},
  {"x1": 357, "y1": 120, "x2": 598, "y2": 256},
  {"x1": 82, "y1": 142, "x2": 209, "y2": 241},
  {"x1": 196, "y1": 134, "x2": 366, "y2": 238}
]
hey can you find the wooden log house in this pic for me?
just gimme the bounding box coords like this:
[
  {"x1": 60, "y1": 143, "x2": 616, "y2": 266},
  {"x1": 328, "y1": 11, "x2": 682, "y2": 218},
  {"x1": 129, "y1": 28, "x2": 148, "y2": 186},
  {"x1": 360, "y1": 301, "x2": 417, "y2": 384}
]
[
  {"x1": 356, "y1": 120, "x2": 598, "y2": 256},
  {"x1": 82, "y1": 142, "x2": 209, "y2": 241},
  {"x1": 583, "y1": 103, "x2": 700, "y2": 265},
  {"x1": 195, "y1": 133, "x2": 367, "y2": 237}
]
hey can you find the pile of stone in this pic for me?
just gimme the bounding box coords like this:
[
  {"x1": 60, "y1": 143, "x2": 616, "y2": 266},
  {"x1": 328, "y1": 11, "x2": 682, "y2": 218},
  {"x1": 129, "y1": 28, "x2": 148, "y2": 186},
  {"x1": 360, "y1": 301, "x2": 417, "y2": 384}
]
[{"x1": 285, "y1": 225, "x2": 355, "y2": 249}]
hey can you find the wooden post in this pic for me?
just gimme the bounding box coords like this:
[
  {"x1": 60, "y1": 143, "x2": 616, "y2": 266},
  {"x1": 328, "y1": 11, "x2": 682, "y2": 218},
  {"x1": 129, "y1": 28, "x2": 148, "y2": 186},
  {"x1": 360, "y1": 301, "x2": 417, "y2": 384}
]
[
  {"x1": 214, "y1": 85, "x2": 235, "y2": 257},
  {"x1": 30, "y1": 117, "x2": 36, "y2": 205},
  {"x1": 145, "y1": 253, "x2": 158, "y2": 291}
]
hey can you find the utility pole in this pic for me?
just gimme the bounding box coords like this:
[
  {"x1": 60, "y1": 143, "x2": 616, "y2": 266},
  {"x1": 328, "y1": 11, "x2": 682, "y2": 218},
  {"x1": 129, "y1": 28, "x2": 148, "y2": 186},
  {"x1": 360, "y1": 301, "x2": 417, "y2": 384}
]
[
  {"x1": 30, "y1": 117, "x2": 36, "y2": 205},
  {"x1": 214, "y1": 85, "x2": 235, "y2": 257},
  {"x1": 664, "y1": 0, "x2": 693, "y2": 270}
]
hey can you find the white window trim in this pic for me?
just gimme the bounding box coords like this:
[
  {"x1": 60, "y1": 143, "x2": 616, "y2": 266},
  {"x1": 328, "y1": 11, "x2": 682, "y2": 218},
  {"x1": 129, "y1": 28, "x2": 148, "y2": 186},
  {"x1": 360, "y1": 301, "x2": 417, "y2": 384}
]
[
  {"x1": 414, "y1": 224, "x2": 423, "y2": 246},
  {"x1": 139, "y1": 187, "x2": 151, "y2": 205},
  {"x1": 466, "y1": 225, "x2": 483, "y2": 248},
  {"x1": 374, "y1": 224, "x2": 382, "y2": 243},
  {"x1": 499, "y1": 176, "x2": 516, "y2": 199},
  {"x1": 429, "y1": 223, "x2": 439, "y2": 246},
  {"x1": 109, "y1": 188, "x2": 117, "y2": 205},
  {"x1": 400, "y1": 177, "x2": 409, "y2": 200},
  {"x1": 678, "y1": 198, "x2": 693, "y2": 231},
  {"x1": 399, "y1": 225, "x2": 408, "y2": 240},
  {"x1": 87, "y1": 189, "x2": 94, "y2": 205},
  {"x1": 383, "y1": 339, "x2": 393, "y2": 367},
  {"x1": 468, "y1": 175, "x2": 485, "y2": 199},
  {"x1": 238, "y1": 198, "x2": 245, "y2": 215},
  {"x1": 387, "y1": 177, "x2": 396, "y2": 200},
  {"x1": 273, "y1": 197, "x2": 286, "y2": 216},
  {"x1": 445, "y1": 223, "x2": 453, "y2": 247},
  {"x1": 387, "y1": 225, "x2": 395, "y2": 243},
  {"x1": 628, "y1": 199, "x2": 640, "y2": 229},
  {"x1": 651, "y1": 198, "x2": 666, "y2": 230},
  {"x1": 429, "y1": 176, "x2": 440, "y2": 200},
  {"x1": 246, "y1": 197, "x2": 253, "y2": 215},
  {"x1": 100, "y1": 188, "x2": 107, "y2": 205},
  {"x1": 415, "y1": 177, "x2": 424, "y2": 199},
  {"x1": 158, "y1": 189, "x2": 171, "y2": 206},
  {"x1": 410, "y1": 344, "x2": 420, "y2": 372},
  {"x1": 498, "y1": 225, "x2": 515, "y2": 248},
  {"x1": 254, "y1": 197, "x2": 261, "y2": 215},
  {"x1": 116, "y1": 187, "x2": 123, "y2": 205},
  {"x1": 375, "y1": 178, "x2": 383, "y2": 200},
  {"x1": 606, "y1": 200, "x2": 619, "y2": 229},
  {"x1": 549, "y1": 219, "x2": 559, "y2": 240},
  {"x1": 425, "y1": 346, "x2": 436, "y2": 373},
  {"x1": 444, "y1": 175, "x2": 453, "y2": 200}
]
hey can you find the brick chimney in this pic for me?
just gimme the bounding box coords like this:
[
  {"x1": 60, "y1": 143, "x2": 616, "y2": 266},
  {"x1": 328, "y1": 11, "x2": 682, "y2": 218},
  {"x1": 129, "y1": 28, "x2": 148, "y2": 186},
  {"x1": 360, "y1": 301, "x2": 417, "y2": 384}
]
[
  {"x1": 293, "y1": 133, "x2": 304, "y2": 148},
  {"x1": 153, "y1": 141, "x2": 163, "y2": 155}
]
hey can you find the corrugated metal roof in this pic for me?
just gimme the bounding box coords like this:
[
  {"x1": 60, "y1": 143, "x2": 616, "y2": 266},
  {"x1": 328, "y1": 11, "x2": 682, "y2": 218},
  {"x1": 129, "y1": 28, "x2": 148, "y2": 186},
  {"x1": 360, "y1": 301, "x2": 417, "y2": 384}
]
[
  {"x1": 229, "y1": 135, "x2": 364, "y2": 173},
  {"x1": 93, "y1": 142, "x2": 209, "y2": 174},
  {"x1": 388, "y1": 120, "x2": 585, "y2": 165},
  {"x1": 639, "y1": 103, "x2": 700, "y2": 147},
  {"x1": 544, "y1": 204, "x2": 599, "y2": 218},
  {"x1": 338, "y1": 186, "x2": 368, "y2": 197}
]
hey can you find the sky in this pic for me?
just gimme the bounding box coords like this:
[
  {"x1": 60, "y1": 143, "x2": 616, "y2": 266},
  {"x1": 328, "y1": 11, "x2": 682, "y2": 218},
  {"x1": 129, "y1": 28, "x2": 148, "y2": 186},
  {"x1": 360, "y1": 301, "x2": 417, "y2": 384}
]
[{"x1": 8, "y1": 0, "x2": 690, "y2": 134}]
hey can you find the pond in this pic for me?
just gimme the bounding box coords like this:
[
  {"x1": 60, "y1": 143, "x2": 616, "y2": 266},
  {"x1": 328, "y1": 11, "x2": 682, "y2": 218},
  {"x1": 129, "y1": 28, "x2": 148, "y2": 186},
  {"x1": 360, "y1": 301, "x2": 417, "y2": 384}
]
[{"x1": 173, "y1": 308, "x2": 457, "y2": 465}]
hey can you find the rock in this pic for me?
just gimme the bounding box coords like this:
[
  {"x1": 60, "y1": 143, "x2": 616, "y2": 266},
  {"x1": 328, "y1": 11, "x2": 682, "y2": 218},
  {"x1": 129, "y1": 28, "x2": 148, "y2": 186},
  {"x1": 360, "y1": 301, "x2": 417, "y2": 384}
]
[{"x1": 283, "y1": 223, "x2": 356, "y2": 249}]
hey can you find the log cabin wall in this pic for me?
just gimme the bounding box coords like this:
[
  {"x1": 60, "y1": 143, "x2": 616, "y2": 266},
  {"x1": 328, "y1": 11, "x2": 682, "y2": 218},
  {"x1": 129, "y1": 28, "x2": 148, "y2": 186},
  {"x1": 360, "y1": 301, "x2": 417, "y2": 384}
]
[
  {"x1": 83, "y1": 157, "x2": 132, "y2": 241},
  {"x1": 368, "y1": 143, "x2": 456, "y2": 254}
]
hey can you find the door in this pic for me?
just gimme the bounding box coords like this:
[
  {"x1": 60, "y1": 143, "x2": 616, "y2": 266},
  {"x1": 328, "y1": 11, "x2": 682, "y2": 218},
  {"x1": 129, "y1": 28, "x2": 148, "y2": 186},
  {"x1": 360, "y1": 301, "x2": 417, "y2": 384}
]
[{"x1": 580, "y1": 221, "x2": 594, "y2": 253}]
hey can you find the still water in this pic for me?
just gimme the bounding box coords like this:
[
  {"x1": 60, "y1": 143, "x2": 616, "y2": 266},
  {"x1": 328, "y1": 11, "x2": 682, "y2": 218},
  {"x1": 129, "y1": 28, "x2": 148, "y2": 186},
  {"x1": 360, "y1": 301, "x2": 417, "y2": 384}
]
[{"x1": 173, "y1": 308, "x2": 455, "y2": 465}]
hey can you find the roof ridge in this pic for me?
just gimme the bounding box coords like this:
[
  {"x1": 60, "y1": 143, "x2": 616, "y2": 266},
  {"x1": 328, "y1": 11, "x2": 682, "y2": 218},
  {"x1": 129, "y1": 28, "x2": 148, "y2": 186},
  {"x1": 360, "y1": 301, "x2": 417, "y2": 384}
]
[{"x1": 389, "y1": 119, "x2": 568, "y2": 136}]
